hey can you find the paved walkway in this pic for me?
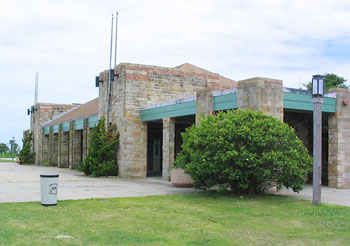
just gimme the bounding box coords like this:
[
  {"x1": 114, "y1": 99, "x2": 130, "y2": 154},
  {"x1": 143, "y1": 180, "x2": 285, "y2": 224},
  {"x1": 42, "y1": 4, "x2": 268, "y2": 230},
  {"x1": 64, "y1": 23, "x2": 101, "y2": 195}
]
[
  {"x1": 0, "y1": 161, "x2": 198, "y2": 203},
  {"x1": 273, "y1": 184, "x2": 350, "y2": 207},
  {"x1": 0, "y1": 161, "x2": 349, "y2": 206}
]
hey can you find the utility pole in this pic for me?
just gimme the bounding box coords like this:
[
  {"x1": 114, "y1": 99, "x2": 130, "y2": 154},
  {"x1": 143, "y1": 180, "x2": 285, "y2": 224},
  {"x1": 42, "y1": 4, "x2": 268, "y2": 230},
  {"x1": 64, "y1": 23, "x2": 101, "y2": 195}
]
[{"x1": 312, "y1": 74, "x2": 324, "y2": 206}]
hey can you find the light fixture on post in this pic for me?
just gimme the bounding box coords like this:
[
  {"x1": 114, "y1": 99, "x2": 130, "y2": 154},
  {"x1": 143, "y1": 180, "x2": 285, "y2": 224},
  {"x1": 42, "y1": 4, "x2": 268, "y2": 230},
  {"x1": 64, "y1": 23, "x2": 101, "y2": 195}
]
[
  {"x1": 312, "y1": 74, "x2": 324, "y2": 206},
  {"x1": 312, "y1": 74, "x2": 324, "y2": 97}
]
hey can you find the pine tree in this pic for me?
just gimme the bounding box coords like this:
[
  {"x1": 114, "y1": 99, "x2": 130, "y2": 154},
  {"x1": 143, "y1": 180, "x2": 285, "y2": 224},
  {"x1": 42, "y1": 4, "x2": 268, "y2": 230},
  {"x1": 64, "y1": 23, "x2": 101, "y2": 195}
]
[
  {"x1": 80, "y1": 118, "x2": 119, "y2": 177},
  {"x1": 18, "y1": 131, "x2": 35, "y2": 164}
]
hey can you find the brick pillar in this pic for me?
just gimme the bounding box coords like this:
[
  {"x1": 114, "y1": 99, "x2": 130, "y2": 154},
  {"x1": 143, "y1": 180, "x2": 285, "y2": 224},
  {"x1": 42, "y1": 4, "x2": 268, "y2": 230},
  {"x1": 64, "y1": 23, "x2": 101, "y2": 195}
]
[
  {"x1": 49, "y1": 126, "x2": 53, "y2": 166},
  {"x1": 82, "y1": 119, "x2": 89, "y2": 161},
  {"x1": 60, "y1": 131, "x2": 69, "y2": 168},
  {"x1": 42, "y1": 133, "x2": 49, "y2": 165},
  {"x1": 140, "y1": 122, "x2": 148, "y2": 178},
  {"x1": 51, "y1": 133, "x2": 58, "y2": 166},
  {"x1": 162, "y1": 118, "x2": 175, "y2": 180},
  {"x1": 237, "y1": 77, "x2": 283, "y2": 121},
  {"x1": 196, "y1": 88, "x2": 215, "y2": 125},
  {"x1": 57, "y1": 124, "x2": 63, "y2": 168},
  {"x1": 68, "y1": 122, "x2": 74, "y2": 169},
  {"x1": 328, "y1": 88, "x2": 350, "y2": 188}
]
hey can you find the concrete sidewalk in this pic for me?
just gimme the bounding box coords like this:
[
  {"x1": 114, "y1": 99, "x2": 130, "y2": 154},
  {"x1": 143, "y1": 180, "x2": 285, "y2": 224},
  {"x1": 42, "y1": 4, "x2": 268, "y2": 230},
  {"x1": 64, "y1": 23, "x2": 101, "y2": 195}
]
[
  {"x1": 0, "y1": 161, "x2": 198, "y2": 203},
  {"x1": 273, "y1": 184, "x2": 350, "y2": 207},
  {"x1": 1, "y1": 161, "x2": 349, "y2": 206}
]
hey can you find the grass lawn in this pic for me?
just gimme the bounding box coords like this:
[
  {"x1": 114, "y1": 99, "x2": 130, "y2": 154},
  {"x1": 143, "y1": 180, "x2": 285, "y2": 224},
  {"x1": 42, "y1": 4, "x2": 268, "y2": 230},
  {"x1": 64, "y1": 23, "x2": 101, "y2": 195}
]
[
  {"x1": 0, "y1": 192, "x2": 349, "y2": 246},
  {"x1": 0, "y1": 159, "x2": 15, "y2": 163}
]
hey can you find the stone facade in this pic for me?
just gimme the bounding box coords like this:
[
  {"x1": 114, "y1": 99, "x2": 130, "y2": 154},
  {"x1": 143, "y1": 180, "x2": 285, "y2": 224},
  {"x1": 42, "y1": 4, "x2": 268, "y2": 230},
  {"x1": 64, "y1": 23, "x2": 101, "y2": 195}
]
[
  {"x1": 28, "y1": 62, "x2": 350, "y2": 189},
  {"x1": 237, "y1": 77, "x2": 283, "y2": 121},
  {"x1": 30, "y1": 103, "x2": 78, "y2": 165},
  {"x1": 328, "y1": 88, "x2": 350, "y2": 188},
  {"x1": 98, "y1": 63, "x2": 235, "y2": 178}
]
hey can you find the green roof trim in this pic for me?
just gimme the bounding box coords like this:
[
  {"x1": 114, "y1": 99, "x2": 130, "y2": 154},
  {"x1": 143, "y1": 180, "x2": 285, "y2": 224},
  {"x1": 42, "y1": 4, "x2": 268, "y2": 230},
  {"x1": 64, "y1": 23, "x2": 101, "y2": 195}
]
[
  {"x1": 52, "y1": 124, "x2": 59, "y2": 134},
  {"x1": 141, "y1": 100, "x2": 196, "y2": 122},
  {"x1": 74, "y1": 118, "x2": 84, "y2": 130},
  {"x1": 283, "y1": 93, "x2": 336, "y2": 113},
  {"x1": 62, "y1": 122, "x2": 70, "y2": 132},
  {"x1": 141, "y1": 89, "x2": 336, "y2": 122},
  {"x1": 43, "y1": 127, "x2": 50, "y2": 135},
  {"x1": 88, "y1": 115, "x2": 98, "y2": 128},
  {"x1": 214, "y1": 93, "x2": 237, "y2": 111}
]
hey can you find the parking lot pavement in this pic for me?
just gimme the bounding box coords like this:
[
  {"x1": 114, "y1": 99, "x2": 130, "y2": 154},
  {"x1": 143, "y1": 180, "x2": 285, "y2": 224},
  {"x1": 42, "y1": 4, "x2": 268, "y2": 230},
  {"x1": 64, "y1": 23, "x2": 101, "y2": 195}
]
[{"x1": 0, "y1": 162, "x2": 199, "y2": 203}]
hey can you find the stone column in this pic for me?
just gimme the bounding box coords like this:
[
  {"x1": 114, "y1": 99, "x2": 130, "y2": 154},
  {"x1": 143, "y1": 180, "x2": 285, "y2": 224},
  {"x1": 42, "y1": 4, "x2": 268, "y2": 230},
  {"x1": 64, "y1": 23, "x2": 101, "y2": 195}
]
[
  {"x1": 48, "y1": 126, "x2": 53, "y2": 166},
  {"x1": 68, "y1": 122, "x2": 74, "y2": 169},
  {"x1": 328, "y1": 88, "x2": 350, "y2": 188},
  {"x1": 237, "y1": 77, "x2": 283, "y2": 121},
  {"x1": 82, "y1": 118, "x2": 89, "y2": 161},
  {"x1": 72, "y1": 130, "x2": 82, "y2": 169},
  {"x1": 195, "y1": 88, "x2": 215, "y2": 125},
  {"x1": 60, "y1": 131, "x2": 69, "y2": 168},
  {"x1": 42, "y1": 133, "x2": 49, "y2": 165},
  {"x1": 51, "y1": 133, "x2": 58, "y2": 167},
  {"x1": 162, "y1": 118, "x2": 175, "y2": 180},
  {"x1": 57, "y1": 124, "x2": 63, "y2": 168}
]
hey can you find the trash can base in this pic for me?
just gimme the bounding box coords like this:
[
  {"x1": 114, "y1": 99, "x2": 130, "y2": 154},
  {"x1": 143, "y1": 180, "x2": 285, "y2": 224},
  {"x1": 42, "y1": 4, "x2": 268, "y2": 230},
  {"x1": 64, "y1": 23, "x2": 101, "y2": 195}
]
[{"x1": 41, "y1": 203, "x2": 57, "y2": 206}]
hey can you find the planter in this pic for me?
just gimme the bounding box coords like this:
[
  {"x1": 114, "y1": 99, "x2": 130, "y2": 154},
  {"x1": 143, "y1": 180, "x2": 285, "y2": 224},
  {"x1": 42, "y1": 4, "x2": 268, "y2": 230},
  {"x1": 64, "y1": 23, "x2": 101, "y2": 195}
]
[{"x1": 171, "y1": 168, "x2": 193, "y2": 188}]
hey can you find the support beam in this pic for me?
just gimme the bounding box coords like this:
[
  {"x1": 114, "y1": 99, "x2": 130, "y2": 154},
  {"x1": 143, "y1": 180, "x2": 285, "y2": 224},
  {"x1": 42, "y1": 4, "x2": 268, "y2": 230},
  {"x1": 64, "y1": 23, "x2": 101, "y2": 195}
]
[
  {"x1": 237, "y1": 77, "x2": 283, "y2": 121},
  {"x1": 162, "y1": 118, "x2": 175, "y2": 180},
  {"x1": 328, "y1": 88, "x2": 350, "y2": 188}
]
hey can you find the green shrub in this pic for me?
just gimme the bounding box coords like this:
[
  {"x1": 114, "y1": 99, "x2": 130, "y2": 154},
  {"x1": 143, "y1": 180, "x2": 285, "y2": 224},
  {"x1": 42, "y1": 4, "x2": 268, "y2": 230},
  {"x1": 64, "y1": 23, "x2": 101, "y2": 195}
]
[
  {"x1": 42, "y1": 162, "x2": 50, "y2": 167},
  {"x1": 173, "y1": 109, "x2": 312, "y2": 194},
  {"x1": 80, "y1": 118, "x2": 119, "y2": 177},
  {"x1": 18, "y1": 131, "x2": 35, "y2": 165}
]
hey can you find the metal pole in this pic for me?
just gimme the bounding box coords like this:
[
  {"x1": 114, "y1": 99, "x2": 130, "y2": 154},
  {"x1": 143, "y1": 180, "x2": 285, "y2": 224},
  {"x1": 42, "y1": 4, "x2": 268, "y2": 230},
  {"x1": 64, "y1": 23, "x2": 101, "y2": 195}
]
[
  {"x1": 34, "y1": 71, "x2": 39, "y2": 105},
  {"x1": 109, "y1": 14, "x2": 114, "y2": 94},
  {"x1": 106, "y1": 14, "x2": 114, "y2": 129},
  {"x1": 114, "y1": 12, "x2": 118, "y2": 67},
  {"x1": 11, "y1": 137, "x2": 14, "y2": 161},
  {"x1": 312, "y1": 97, "x2": 323, "y2": 205}
]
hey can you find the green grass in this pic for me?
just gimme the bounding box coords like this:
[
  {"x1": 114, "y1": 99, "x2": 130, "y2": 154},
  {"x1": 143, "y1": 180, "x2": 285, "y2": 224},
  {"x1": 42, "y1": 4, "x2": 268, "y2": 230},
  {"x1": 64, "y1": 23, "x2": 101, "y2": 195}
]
[
  {"x1": 0, "y1": 159, "x2": 15, "y2": 163},
  {"x1": 0, "y1": 192, "x2": 349, "y2": 246},
  {"x1": 0, "y1": 154, "x2": 17, "y2": 158}
]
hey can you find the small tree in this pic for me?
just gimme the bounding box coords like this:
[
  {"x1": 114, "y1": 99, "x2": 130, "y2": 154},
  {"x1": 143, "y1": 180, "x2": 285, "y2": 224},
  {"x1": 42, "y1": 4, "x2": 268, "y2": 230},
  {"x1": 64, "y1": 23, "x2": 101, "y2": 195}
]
[
  {"x1": 173, "y1": 109, "x2": 312, "y2": 194},
  {"x1": 304, "y1": 73, "x2": 348, "y2": 92},
  {"x1": 80, "y1": 118, "x2": 119, "y2": 177},
  {"x1": 18, "y1": 131, "x2": 35, "y2": 164},
  {"x1": 0, "y1": 143, "x2": 9, "y2": 154}
]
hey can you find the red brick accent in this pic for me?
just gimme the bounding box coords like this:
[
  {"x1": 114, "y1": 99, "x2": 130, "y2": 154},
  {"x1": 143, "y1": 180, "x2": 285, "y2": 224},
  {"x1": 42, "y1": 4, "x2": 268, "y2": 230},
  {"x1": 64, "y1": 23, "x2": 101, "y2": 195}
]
[{"x1": 125, "y1": 72, "x2": 148, "y2": 81}]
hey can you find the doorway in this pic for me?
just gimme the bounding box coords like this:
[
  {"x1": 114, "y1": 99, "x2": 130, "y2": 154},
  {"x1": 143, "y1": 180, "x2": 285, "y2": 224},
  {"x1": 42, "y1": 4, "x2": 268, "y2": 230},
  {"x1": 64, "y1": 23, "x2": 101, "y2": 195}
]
[{"x1": 147, "y1": 122, "x2": 163, "y2": 177}]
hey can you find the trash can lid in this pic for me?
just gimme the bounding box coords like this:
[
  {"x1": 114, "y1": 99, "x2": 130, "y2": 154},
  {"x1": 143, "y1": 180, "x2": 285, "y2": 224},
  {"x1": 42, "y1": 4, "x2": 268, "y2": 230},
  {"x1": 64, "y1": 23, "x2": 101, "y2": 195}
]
[{"x1": 40, "y1": 174, "x2": 59, "y2": 178}]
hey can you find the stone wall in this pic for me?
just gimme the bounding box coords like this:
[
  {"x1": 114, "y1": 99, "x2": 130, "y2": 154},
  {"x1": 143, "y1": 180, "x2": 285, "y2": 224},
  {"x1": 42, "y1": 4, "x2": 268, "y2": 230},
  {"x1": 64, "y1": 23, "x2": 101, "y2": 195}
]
[
  {"x1": 328, "y1": 88, "x2": 350, "y2": 188},
  {"x1": 98, "y1": 63, "x2": 235, "y2": 178},
  {"x1": 60, "y1": 132, "x2": 69, "y2": 168},
  {"x1": 237, "y1": 77, "x2": 283, "y2": 121},
  {"x1": 30, "y1": 103, "x2": 78, "y2": 165}
]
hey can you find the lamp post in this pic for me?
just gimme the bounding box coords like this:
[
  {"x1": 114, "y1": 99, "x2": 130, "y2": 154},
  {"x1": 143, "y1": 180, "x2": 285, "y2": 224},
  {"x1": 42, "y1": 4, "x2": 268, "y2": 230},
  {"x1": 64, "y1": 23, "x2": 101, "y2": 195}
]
[
  {"x1": 11, "y1": 137, "x2": 15, "y2": 161},
  {"x1": 312, "y1": 74, "x2": 324, "y2": 206}
]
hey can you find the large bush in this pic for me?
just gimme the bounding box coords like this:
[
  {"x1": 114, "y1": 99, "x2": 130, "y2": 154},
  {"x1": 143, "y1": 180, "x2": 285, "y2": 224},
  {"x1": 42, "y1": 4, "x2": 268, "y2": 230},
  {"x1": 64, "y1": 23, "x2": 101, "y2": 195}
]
[
  {"x1": 173, "y1": 109, "x2": 312, "y2": 194},
  {"x1": 18, "y1": 131, "x2": 35, "y2": 164},
  {"x1": 80, "y1": 118, "x2": 119, "y2": 177}
]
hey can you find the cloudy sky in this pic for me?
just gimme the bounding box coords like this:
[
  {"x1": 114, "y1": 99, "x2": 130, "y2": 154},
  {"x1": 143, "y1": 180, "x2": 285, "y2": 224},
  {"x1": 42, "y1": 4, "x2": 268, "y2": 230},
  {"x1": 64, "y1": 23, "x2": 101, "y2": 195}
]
[{"x1": 1, "y1": 0, "x2": 350, "y2": 148}]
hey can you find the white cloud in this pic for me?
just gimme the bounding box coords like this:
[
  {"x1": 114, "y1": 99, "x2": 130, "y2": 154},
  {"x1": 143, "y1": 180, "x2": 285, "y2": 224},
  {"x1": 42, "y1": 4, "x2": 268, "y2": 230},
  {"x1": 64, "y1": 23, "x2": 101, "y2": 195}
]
[{"x1": 1, "y1": 0, "x2": 350, "y2": 144}]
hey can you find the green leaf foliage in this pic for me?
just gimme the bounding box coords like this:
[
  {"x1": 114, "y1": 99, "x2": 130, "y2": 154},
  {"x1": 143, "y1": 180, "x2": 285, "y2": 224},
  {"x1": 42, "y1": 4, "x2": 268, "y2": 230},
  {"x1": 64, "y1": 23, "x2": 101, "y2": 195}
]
[
  {"x1": 18, "y1": 131, "x2": 34, "y2": 164},
  {"x1": 80, "y1": 118, "x2": 119, "y2": 177},
  {"x1": 0, "y1": 143, "x2": 9, "y2": 154},
  {"x1": 173, "y1": 109, "x2": 312, "y2": 194},
  {"x1": 304, "y1": 73, "x2": 348, "y2": 92}
]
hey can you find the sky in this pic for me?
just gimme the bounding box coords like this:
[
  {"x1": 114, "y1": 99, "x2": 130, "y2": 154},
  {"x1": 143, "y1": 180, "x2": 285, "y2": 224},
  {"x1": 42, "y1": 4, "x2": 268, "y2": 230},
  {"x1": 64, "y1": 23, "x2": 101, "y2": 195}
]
[{"x1": 1, "y1": 0, "x2": 350, "y2": 148}]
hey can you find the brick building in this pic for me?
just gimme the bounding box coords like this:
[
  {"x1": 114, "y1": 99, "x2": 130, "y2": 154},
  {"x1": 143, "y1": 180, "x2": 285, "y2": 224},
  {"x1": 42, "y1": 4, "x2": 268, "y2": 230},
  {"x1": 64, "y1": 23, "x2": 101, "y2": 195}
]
[{"x1": 28, "y1": 62, "x2": 350, "y2": 188}]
